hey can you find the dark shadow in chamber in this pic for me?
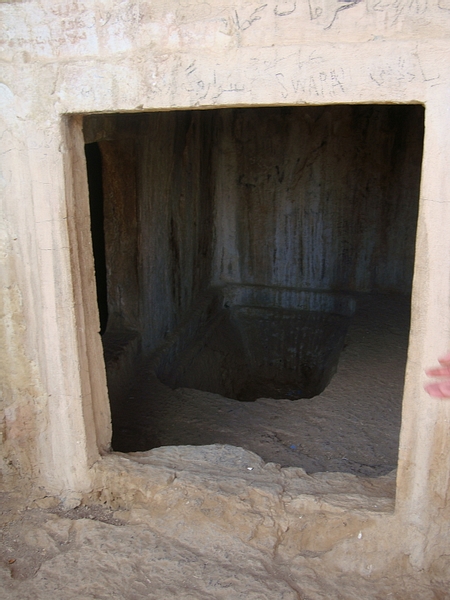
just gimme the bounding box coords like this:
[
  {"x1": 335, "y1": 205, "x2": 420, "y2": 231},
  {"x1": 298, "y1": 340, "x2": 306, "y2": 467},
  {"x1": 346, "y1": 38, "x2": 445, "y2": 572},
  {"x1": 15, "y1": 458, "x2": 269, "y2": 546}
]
[
  {"x1": 85, "y1": 142, "x2": 108, "y2": 335},
  {"x1": 156, "y1": 286, "x2": 356, "y2": 402}
]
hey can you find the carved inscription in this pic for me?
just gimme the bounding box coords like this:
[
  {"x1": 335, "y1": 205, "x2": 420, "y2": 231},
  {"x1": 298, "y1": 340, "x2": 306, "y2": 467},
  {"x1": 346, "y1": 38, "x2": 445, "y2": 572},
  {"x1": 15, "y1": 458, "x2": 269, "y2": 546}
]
[
  {"x1": 368, "y1": 54, "x2": 441, "y2": 89},
  {"x1": 276, "y1": 68, "x2": 346, "y2": 98},
  {"x1": 182, "y1": 54, "x2": 344, "y2": 104},
  {"x1": 183, "y1": 60, "x2": 245, "y2": 102},
  {"x1": 369, "y1": 57, "x2": 416, "y2": 87},
  {"x1": 309, "y1": 0, "x2": 429, "y2": 29},
  {"x1": 265, "y1": 50, "x2": 347, "y2": 99},
  {"x1": 218, "y1": 1, "x2": 301, "y2": 36},
  {"x1": 308, "y1": 0, "x2": 362, "y2": 30},
  {"x1": 274, "y1": 2, "x2": 297, "y2": 17},
  {"x1": 218, "y1": 3, "x2": 268, "y2": 34}
]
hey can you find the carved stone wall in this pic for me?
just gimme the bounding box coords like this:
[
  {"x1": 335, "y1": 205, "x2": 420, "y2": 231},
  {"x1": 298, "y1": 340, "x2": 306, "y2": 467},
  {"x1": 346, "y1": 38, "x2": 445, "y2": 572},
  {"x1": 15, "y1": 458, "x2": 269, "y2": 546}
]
[{"x1": 1, "y1": 0, "x2": 450, "y2": 573}]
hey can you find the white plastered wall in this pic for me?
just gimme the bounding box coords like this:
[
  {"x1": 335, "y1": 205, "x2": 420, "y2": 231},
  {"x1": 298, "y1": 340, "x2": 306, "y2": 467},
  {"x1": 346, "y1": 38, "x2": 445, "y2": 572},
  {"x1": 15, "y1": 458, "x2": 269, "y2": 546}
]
[{"x1": 1, "y1": 0, "x2": 450, "y2": 567}]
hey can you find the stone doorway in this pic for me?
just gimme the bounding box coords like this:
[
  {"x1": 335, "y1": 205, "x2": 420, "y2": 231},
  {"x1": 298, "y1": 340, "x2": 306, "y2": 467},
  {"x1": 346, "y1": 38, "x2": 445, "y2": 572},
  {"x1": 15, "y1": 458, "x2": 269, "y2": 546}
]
[{"x1": 83, "y1": 104, "x2": 424, "y2": 476}]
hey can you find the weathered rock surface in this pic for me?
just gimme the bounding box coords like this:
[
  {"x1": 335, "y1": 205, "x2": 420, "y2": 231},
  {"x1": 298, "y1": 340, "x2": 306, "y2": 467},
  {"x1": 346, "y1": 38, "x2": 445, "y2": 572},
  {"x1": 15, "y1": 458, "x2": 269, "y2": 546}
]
[
  {"x1": 1, "y1": 445, "x2": 448, "y2": 598},
  {"x1": 0, "y1": 498, "x2": 445, "y2": 599}
]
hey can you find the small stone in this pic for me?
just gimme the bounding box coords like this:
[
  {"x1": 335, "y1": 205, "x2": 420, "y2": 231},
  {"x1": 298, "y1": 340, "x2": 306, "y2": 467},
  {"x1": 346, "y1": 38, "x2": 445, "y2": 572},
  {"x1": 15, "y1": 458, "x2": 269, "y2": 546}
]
[
  {"x1": 60, "y1": 492, "x2": 82, "y2": 511},
  {"x1": 33, "y1": 496, "x2": 60, "y2": 509}
]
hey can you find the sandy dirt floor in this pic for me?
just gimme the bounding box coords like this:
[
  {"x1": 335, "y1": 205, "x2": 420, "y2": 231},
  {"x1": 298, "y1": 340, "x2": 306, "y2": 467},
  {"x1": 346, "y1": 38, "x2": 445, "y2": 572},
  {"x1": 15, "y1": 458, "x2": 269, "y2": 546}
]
[{"x1": 112, "y1": 294, "x2": 408, "y2": 477}]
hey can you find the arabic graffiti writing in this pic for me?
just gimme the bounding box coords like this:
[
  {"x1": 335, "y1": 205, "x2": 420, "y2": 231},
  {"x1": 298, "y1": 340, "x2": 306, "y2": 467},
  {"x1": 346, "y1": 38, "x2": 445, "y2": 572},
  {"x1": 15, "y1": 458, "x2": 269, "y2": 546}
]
[{"x1": 182, "y1": 60, "x2": 245, "y2": 102}]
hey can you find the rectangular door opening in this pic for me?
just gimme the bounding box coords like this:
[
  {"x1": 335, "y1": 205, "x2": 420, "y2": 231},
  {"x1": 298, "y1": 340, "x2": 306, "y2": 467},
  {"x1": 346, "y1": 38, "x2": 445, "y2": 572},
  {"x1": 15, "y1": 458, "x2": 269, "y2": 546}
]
[{"x1": 83, "y1": 104, "x2": 424, "y2": 477}]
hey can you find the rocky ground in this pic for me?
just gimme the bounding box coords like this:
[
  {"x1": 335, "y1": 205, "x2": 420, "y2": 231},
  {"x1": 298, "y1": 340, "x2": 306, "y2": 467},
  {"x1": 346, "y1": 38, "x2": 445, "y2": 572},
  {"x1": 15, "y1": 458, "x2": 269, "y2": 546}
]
[{"x1": 1, "y1": 461, "x2": 448, "y2": 600}]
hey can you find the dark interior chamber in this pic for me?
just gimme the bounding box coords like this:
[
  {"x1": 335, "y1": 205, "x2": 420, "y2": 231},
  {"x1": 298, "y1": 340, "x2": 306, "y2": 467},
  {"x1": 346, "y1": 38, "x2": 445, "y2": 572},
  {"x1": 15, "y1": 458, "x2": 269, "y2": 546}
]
[
  {"x1": 84, "y1": 104, "x2": 424, "y2": 473},
  {"x1": 156, "y1": 286, "x2": 356, "y2": 402}
]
